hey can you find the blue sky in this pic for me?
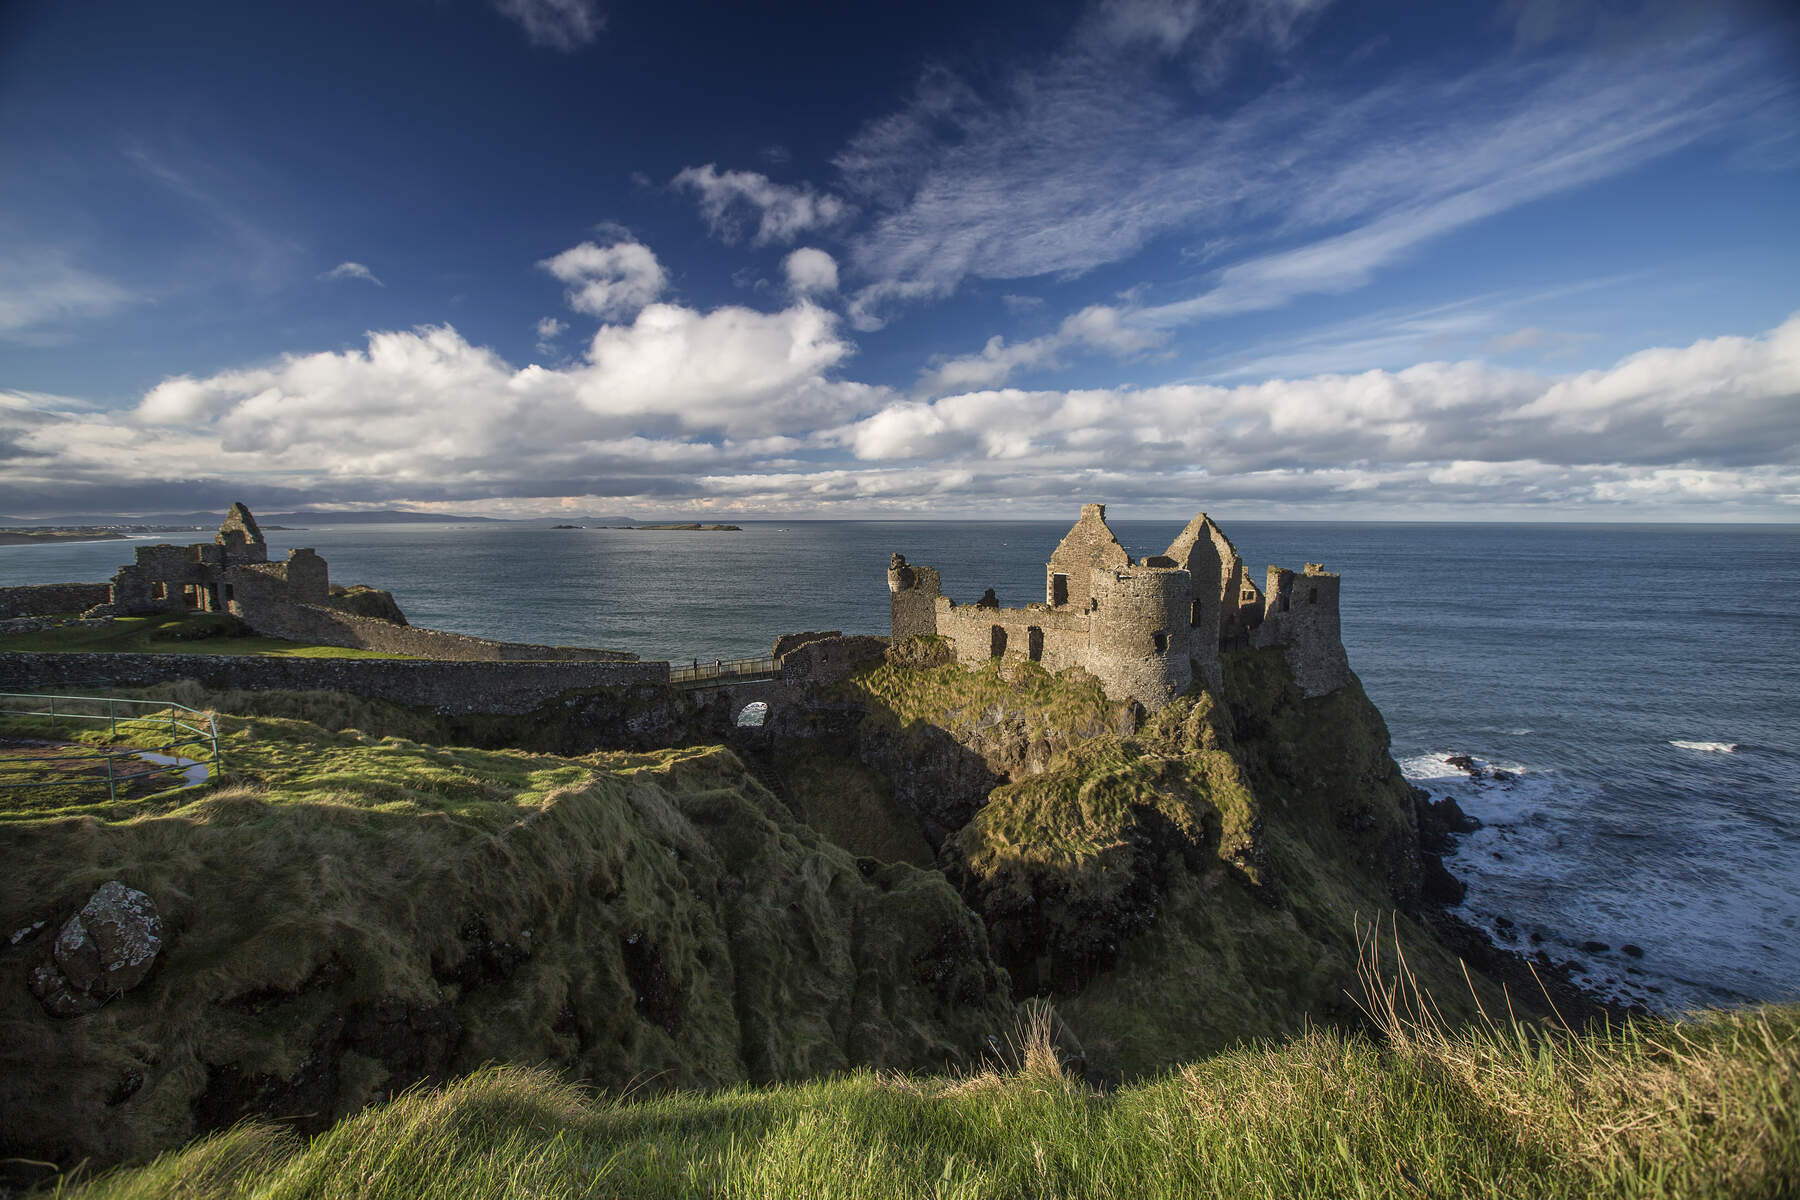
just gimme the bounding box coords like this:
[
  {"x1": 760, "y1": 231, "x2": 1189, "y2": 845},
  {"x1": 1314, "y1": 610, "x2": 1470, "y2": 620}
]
[{"x1": 2, "y1": 0, "x2": 1798, "y2": 519}]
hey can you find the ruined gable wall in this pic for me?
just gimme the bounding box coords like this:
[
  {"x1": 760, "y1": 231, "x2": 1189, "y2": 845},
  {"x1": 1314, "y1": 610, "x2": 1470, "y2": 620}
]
[
  {"x1": 1044, "y1": 503, "x2": 1129, "y2": 611},
  {"x1": 1163, "y1": 514, "x2": 1226, "y2": 692},
  {"x1": 0, "y1": 583, "x2": 112, "y2": 619},
  {"x1": 1255, "y1": 564, "x2": 1350, "y2": 697},
  {"x1": 1084, "y1": 565, "x2": 1193, "y2": 709}
]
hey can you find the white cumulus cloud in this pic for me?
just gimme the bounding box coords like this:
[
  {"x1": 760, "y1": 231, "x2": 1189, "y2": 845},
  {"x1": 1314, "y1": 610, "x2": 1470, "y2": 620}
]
[
  {"x1": 783, "y1": 248, "x2": 839, "y2": 296},
  {"x1": 539, "y1": 240, "x2": 667, "y2": 320}
]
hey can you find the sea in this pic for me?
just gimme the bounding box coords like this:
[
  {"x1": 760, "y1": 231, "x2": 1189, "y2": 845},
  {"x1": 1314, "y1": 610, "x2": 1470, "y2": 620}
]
[{"x1": 6, "y1": 519, "x2": 1798, "y2": 1016}]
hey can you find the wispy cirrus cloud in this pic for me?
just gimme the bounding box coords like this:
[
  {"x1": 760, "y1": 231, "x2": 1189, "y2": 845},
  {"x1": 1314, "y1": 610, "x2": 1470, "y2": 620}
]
[
  {"x1": 0, "y1": 250, "x2": 133, "y2": 342},
  {"x1": 836, "y1": 5, "x2": 1792, "y2": 334},
  {"x1": 494, "y1": 0, "x2": 603, "y2": 51},
  {"x1": 672, "y1": 165, "x2": 852, "y2": 246},
  {"x1": 319, "y1": 261, "x2": 383, "y2": 286},
  {"x1": 920, "y1": 304, "x2": 1164, "y2": 394}
]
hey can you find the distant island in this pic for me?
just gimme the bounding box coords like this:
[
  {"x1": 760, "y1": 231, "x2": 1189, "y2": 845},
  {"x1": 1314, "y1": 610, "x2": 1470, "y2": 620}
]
[
  {"x1": 622, "y1": 523, "x2": 742, "y2": 531},
  {"x1": 0, "y1": 529, "x2": 127, "y2": 546}
]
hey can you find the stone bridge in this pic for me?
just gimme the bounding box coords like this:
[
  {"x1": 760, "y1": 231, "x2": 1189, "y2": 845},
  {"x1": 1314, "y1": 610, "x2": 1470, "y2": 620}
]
[{"x1": 684, "y1": 677, "x2": 790, "y2": 729}]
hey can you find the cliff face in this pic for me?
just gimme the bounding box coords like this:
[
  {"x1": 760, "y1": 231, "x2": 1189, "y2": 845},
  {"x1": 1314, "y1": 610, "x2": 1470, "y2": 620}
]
[
  {"x1": 775, "y1": 644, "x2": 1493, "y2": 1080},
  {"x1": 0, "y1": 728, "x2": 1009, "y2": 1171},
  {"x1": 2, "y1": 640, "x2": 1486, "y2": 1170}
]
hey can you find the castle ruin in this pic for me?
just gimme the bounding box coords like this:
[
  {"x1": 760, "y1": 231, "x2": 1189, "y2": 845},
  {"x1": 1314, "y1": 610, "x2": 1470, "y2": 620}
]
[
  {"x1": 888, "y1": 503, "x2": 1350, "y2": 709},
  {"x1": 101, "y1": 503, "x2": 329, "y2": 618}
]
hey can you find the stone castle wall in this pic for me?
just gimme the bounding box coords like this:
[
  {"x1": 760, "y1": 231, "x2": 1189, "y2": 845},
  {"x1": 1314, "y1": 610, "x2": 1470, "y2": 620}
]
[
  {"x1": 0, "y1": 583, "x2": 113, "y2": 619},
  {"x1": 934, "y1": 598, "x2": 1091, "y2": 674},
  {"x1": 235, "y1": 596, "x2": 635, "y2": 662},
  {"x1": 1256, "y1": 565, "x2": 1350, "y2": 697},
  {"x1": 0, "y1": 652, "x2": 667, "y2": 715}
]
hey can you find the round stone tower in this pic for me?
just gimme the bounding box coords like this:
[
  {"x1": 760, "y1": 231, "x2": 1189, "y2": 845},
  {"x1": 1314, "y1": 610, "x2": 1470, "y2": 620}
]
[{"x1": 1087, "y1": 561, "x2": 1193, "y2": 708}]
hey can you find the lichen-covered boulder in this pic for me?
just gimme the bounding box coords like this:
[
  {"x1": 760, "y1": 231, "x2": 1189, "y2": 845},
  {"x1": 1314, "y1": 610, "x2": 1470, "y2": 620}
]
[{"x1": 52, "y1": 882, "x2": 163, "y2": 995}]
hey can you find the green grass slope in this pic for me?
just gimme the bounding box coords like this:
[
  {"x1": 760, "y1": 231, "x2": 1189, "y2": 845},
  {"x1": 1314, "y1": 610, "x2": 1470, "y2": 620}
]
[
  {"x1": 0, "y1": 702, "x2": 1011, "y2": 1172},
  {"x1": 0, "y1": 613, "x2": 407, "y2": 657},
  {"x1": 800, "y1": 646, "x2": 1506, "y2": 1081},
  {"x1": 55, "y1": 1000, "x2": 1800, "y2": 1200}
]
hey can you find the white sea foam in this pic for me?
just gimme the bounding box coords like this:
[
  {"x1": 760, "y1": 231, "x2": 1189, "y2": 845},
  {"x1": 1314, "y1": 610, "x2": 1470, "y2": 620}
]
[
  {"x1": 1669, "y1": 740, "x2": 1739, "y2": 753},
  {"x1": 1399, "y1": 750, "x2": 1786, "y2": 1014}
]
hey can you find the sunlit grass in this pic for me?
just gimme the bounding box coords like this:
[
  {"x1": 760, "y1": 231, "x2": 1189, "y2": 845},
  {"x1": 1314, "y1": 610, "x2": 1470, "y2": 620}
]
[{"x1": 56, "y1": 968, "x2": 1800, "y2": 1200}]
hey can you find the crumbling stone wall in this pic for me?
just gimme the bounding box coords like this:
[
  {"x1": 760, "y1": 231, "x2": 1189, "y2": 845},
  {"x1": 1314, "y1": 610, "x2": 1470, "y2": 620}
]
[
  {"x1": 773, "y1": 635, "x2": 889, "y2": 689},
  {"x1": 888, "y1": 555, "x2": 942, "y2": 641},
  {"x1": 279, "y1": 548, "x2": 330, "y2": 605},
  {"x1": 1256, "y1": 564, "x2": 1350, "y2": 697},
  {"x1": 0, "y1": 652, "x2": 667, "y2": 715},
  {"x1": 236, "y1": 597, "x2": 635, "y2": 662},
  {"x1": 0, "y1": 583, "x2": 112, "y2": 619}
]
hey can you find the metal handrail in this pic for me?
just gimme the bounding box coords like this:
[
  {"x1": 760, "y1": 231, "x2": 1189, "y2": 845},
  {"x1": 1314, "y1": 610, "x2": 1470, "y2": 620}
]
[
  {"x1": 669, "y1": 655, "x2": 780, "y2": 686},
  {"x1": 0, "y1": 692, "x2": 222, "y2": 803}
]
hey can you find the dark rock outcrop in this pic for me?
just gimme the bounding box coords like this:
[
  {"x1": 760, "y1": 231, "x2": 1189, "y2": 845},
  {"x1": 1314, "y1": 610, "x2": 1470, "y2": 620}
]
[{"x1": 26, "y1": 882, "x2": 163, "y2": 1017}]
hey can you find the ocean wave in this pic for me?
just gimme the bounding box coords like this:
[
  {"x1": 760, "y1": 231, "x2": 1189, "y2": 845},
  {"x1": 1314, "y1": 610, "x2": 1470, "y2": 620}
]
[
  {"x1": 1404, "y1": 746, "x2": 1798, "y2": 1014},
  {"x1": 1669, "y1": 740, "x2": 1739, "y2": 753}
]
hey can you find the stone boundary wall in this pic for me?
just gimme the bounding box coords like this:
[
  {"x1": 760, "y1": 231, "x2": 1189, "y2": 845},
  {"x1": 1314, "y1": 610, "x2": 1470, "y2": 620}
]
[
  {"x1": 0, "y1": 583, "x2": 112, "y2": 619},
  {"x1": 0, "y1": 653, "x2": 670, "y2": 715},
  {"x1": 237, "y1": 597, "x2": 636, "y2": 662}
]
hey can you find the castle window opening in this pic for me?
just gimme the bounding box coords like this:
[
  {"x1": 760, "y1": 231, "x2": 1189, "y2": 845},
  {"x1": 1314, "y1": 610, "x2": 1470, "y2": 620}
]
[
  {"x1": 990, "y1": 625, "x2": 1007, "y2": 658},
  {"x1": 1153, "y1": 631, "x2": 1168, "y2": 654},
  {"x1": 224, "y1": 584, "x2": 235, "y2": 601},
  {"x1": 182, "y1": 584, "x2": 202, "y2": 610},
  {"x1": 151, "y1": 582, "x2": 167, "y2": 601},
  {"x1": 1190, "y1": 599, "x2": 1202, "y2": 626},
  {"x1": 735, "y1": 701, "x2": 768, "y2": 728},
  {"x1": 1309, "y1": 586, "x2": 1319, "y2": 604},
  {"x1": 1051, "y1": 573, "x2": 1069, "y2": 606},
  {"x1": 1279, "y1": 593, "x2": 1290, "y2": 613},
  {"x1": 1027, "y1": 626, "x2": 1044, "y2": 661}
]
